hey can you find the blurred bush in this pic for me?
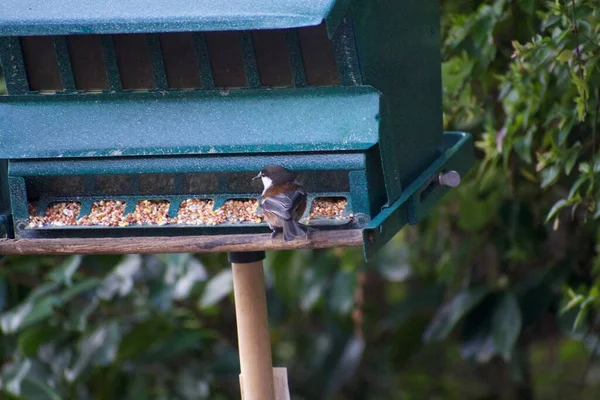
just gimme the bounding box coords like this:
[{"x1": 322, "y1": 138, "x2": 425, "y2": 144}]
[{"x1": 1, "y1": 0, "x2": 600, "y2": 399}]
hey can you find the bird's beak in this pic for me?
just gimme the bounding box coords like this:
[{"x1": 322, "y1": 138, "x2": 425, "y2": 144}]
[{"x1": 252, "y1": 173, "x2": 261, "y2": 181}]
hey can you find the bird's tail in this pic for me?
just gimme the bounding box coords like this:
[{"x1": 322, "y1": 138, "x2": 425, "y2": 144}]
[{"x1": 283, "y1": 219, "x2": 306, "y2": 241}]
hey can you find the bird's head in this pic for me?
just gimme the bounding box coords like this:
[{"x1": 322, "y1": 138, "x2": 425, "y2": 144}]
[{"x1": 253, "y1": 165, "x2": 296, "y2": 190}]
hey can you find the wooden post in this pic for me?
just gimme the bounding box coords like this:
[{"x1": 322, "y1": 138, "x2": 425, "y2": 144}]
[{"x1": 229, "y1": 251, "x2": 276, "y2": 400}]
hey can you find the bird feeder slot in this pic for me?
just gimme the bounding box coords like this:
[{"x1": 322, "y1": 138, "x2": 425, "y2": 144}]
[{"x1": 0, "y1": 0, "x2": 474, "y2": 259}]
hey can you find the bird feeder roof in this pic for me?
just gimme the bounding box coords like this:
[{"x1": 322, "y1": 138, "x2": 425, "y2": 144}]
[{"x1": 0, "y1": 0, "x2": 351, "y2": 36}]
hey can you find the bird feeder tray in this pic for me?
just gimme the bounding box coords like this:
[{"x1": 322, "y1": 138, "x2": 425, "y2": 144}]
[{"x1": 0, "y1": 0, "x2": 474, "y2": 259}]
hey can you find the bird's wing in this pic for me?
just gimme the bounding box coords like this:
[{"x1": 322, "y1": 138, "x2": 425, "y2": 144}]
[{"x1": 260, "y1": 189, "x2": 305, "y2": 221}]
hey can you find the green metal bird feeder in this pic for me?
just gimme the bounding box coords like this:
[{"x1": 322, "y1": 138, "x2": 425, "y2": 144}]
[{"x1": 0, "y1": 0, "x2": 473, "y2": 259}]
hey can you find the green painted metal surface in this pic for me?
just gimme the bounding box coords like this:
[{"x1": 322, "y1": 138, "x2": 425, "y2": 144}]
[
  {"x1": 0, "y1": 87, "x2": 381, "y2": 159},
  {"x1": 325, "y1": 0, "x2": 353, "y2": 38},
  {"x1": 54, "y1": 36, "x2": 77, "y2": 92},
  {"x1": 0, "y1": 38, "x2": 28, "y2": 94},
  {"x1": 100, "y1": 36, "x2": 122, "y2": 91},
  {"x1": 0, "y1": 160, "x2": 10, "y2": 239},
  {"x1": 363, "y1": 132, "x2": 474, "y2": 259},
  {"x1": 0, "y1": 161, "x2": 8, "y2": 210},
  {"x1": 8, "y1": 154, "x2": 368, "y2": 177},
  {"x1": 0, "y1": 0, "x2": 346, "y2": 36},
  {"x1": 351, "y1": 0, "x2": 444, "y2": 203},
  {"x1": 8, "y1": 151, "x2": 379, "y2": 239}
]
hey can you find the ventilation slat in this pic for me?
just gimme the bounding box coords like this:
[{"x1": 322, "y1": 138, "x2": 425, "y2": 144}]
[
  {"x1": 240, "y1": 32, "x2": 261, "y2": 88},
  {"x1": 67, "y1": 35, "x2": 109, "y2": 91},
  {"x1": 20, "y1": 36, "x2": 63, "y2": 92},
  {"x1": 113, "y1": 34, "x2": 154, "y2": 90},
  {"x1": 297, "y1": 23, "x2": 340, "y2": 86},
  {"x1": 204, "y1": 31, "x2": 247, "y2": 88},
  {"x1": 100, "y1": 36, "x2": 122, "y2": 90},
  {"x1": 147, "y1": 34, "x2": 168, "y2": 90},
  {"x1": 54, "y1": 37, "x2": 77, "y2": 92},
  {"x1": 284, "y1": 29, "x2": 307, "y2": 87},
  {"x1": 193, "y1": 33, "x2": 215, "y2": 89},
  {"x1": 159, "y1": 33, "x2": 202, "y2": 89},
  {"x1": 252, "y1": 30, "x2": 293, "y2": 87}
]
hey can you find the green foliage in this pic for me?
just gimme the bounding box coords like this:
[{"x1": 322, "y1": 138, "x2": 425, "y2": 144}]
[{"x1": 438, "y1": 0, "x2": 599, "y2": 337}]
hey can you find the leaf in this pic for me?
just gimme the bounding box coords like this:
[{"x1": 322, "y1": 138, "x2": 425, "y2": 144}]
[
  {"x1": 546, "y1": 199, "x2": 568, "y2": 222},
  {"x1": 458, "y1": 190, "x2": 500, "y2": 231},
  {"x1": 97, "y1": 255, "x2": 142, "y2": 300},
  {"x1": 2, "y1": 359, "x2": 32, "y2": 396},
  {"x1": 571, "y1": 71, "x2": 589, "y2": 121},
  {"x1": 573, "y1": 305, "x2": 589, "y2": 331},
  {"x1": 320, "y1": 335, "x2": 365, "y2": 398},
  {"x1": 556, "y1": 49, "x2": 573, "y2": 63},
  {"x1": 126, "y1": 375, "x2": 150, "y2": 400},
  {"x1": 142, "y1": 329, "x2": 205, "y2": 362},
  {"x1": 199, "y1": 270, "x2": 233, "y2": 308},
  {"x1": 71, "y1": 297, "x2": 99, "y2": 332},
  {"x1": 175, "y1": 370, "x2": 210, "y2": 400},
  {"x1": 24, "y1": 378, "x2": 63, "y2": 400},
  {"x1": 300, "y1": 268, "x2": 328, "y2": 311},
  {"x1": 380, "y1": 284, "x2": 445, "y2": 332},
  {"x1": 328, "y1": 271, "x2": 356, "y2": 315},
  {"x1": 56, "y1": 278, "x2": 102, "y2": 304},
  {"x1": 423, "y1": 286, "x2": 490, "y2": 342},
  {"x1": 1, "y1": 279, "x2": 101, "y2": 334},
  {"x1": 94, "y1": 322, "x2": 121, "y2": 366},
  {"x1": 25, "y1": 282, "x2": 61, "y2": 303},
  {"x1": 569, "y1": 175, "x2": 588, "y2": 199},
  {"x1": 173, "y1": 257, "x2": 207, "y2": 300},
  {"x1": 561, "y1": 294, "x2": 584, "y2": 313},
  {"x1": 48, "y1": 255, "x2": 82, "y2": 286},
  {"x1": 564, "y1": 145, "x2": 581, "y2": 175},
  {"x1": 377, "y1": 241, "x2": 412, "y2": 282},
  {"x1": 158, "y1": 253, "x2": 191, "y2": 270},
  {"x1": 517, "y1": 0, "x2": 535, "y2": 15},
  {"x1": 65, "y1": 322, "x2": 120, "y2": 382},
  {"x1": 117, "y1": 318, "x2": 173, "y2": 362},
  {"x1": 579, "y1": 162, "x2": 591, "y2": 174},
  {"x1": 266, "y1": 250, "x2": 302, "y2": 304},
  {"x1": 540, "y1": 165, "x2": 560, "y2": 189},
  {"x1": 541, "y1": 14, "x2": 561, "y2": 30},
  {"x1": 17, "y1": 298, "x2": 61, "y2": 333},
  {"x1": 461, "y1": 331, "x2": 496, "y2": 363},
  {"x1": 18, "y1": 325, "x2": 57, "y2": 357},
  {"x1": 1, "y1": 302, "x2": 35, "y2": 334},
  {"x1": 511, "y1": 40, "x2": 524, "y2": 52},
  {"x1": 492, "y1": 293, "x2": 522, "y2": 360}
]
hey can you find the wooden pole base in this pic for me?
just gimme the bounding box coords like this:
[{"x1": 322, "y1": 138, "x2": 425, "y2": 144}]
[{"x1": 240, "y1": 368, "x2": 290, "y2": 400}]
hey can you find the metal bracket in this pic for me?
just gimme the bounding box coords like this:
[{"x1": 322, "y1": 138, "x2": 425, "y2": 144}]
[{"x1": 362, "y1": 132, "x2": 474, "y2": 260}]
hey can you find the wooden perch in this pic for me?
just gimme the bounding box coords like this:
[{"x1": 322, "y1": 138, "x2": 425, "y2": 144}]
[{"x1": 0, "y1": 229, "x2": 363, "y2": 255}]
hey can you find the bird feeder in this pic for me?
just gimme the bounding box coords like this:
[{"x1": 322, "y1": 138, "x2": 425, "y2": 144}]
[{"x1": 0, "y1": 0, "x2": 473, "y2": 259}]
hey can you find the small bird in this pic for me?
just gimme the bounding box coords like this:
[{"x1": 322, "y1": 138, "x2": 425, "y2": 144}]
[{"x1": 253, "y1": 165, "x2": 309, "y2": 241}]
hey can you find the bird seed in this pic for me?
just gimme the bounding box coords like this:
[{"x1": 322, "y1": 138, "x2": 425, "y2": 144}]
[{"x1": 28, "y1": 196, "x2": 350, "y2": 227}]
